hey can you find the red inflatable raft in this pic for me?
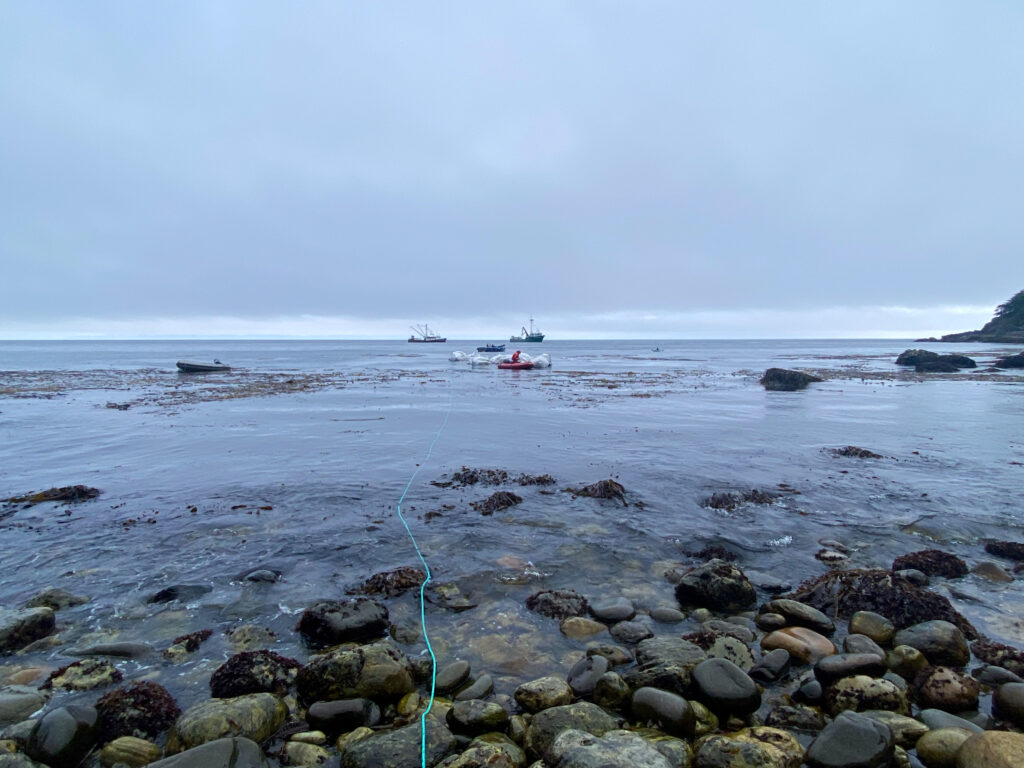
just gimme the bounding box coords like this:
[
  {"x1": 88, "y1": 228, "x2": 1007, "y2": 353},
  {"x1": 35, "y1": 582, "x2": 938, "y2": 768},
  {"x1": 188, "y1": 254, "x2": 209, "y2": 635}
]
[{"x1": 497, "y1": 361, "x2": 535, "y2": 370}]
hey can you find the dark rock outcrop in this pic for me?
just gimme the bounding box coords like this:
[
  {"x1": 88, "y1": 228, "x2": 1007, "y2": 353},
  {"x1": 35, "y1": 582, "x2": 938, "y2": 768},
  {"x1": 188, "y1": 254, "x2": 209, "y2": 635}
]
[
  {"x1": 759, "y1": 368, "x2": 823, "y2": 391},
  {"x1": 295, "y1": 598, "x2": 388, "y2": 646},
  {"x1": 209, "y1": 650, "x2": 301, "y2": 698}
]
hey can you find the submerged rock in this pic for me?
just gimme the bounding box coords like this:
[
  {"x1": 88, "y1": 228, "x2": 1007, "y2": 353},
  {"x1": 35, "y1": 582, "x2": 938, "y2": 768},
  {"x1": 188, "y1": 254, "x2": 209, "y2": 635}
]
[
  {"x1": 43, "y1": 658, "x2": 122, "y2": 692},
  {"x1": 546, "y1": 729, "x2": 675, "y2": 768},
  {"x1": 0, "y1": 608, "x2": 55, "y2": 655},
  {"x1": 349, "y1": 566, "x2": 425, "y2": 598},
  {"x1": 524, "y1": 702, "x2": 621, "y2": 759},
  {"x1": 146, "y1": 737, "x2": 268, "y2": 768},
  {"x1": 338, "y1": 715, "x2": 455, "y2": 768}
]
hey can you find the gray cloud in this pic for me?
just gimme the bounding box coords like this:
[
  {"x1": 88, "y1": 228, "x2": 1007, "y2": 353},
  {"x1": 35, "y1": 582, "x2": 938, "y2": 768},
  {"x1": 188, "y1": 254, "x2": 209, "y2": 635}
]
[{"x1": 2, "y1": 2, "x2": 1022, "y2": 335}]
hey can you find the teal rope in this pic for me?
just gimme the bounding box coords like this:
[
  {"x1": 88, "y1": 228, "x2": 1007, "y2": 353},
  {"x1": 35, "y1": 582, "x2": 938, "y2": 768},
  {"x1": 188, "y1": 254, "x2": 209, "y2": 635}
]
[{"x1": 395, "y1": 376, "x2": 453, "y2": 767}]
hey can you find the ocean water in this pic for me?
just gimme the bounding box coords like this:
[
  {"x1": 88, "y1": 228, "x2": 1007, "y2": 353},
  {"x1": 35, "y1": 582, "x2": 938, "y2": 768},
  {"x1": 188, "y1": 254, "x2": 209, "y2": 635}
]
[{"x1": 2, "y1": 338, "x2": 1023, "y2": 705}]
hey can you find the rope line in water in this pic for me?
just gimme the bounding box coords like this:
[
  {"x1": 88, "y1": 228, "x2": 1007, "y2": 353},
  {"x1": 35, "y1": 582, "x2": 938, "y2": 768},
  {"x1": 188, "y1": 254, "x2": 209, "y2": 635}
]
[{"x1": 395, "y1": 376, "x2": 453, "y2": 767}]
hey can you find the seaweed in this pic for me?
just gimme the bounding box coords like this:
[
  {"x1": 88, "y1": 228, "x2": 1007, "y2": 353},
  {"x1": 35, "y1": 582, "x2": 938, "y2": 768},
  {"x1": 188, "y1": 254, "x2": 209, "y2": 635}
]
[
  {"x1": 96, "y1": 681, "x2": 181, "y2": 741},
  {"x1": 472, "y1": 491, "x2": 523, "y2": 515},
  {"x1": 209, "y1": 649, "x2": 302, "y2": 698},
  {"x1": 892, "y1": 550, "x2": 968, "y2": 578},
  {"x1": 5, "y1": 485, "x2": 100, "y2": 506},
  {"x1": 785, "y1": 568, "x2": 977, "y2": 639},
  {"x1": 567, "y1": 479, "x2": 627, "y2": 506},
  {"x1": 350, "y1": 566, "x2": 426, "y2": 598}
]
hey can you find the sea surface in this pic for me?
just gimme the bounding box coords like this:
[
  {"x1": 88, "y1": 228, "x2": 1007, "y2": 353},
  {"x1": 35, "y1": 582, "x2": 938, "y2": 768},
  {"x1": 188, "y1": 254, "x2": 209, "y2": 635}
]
[{"x1": 2, "y1": 338, "x2": 1023, "y2": 705}]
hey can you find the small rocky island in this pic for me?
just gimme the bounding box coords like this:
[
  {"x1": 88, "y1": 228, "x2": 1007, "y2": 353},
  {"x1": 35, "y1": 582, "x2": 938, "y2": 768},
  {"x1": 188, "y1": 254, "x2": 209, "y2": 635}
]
[{"x1": 935, "y1": 290, "x2": 1024, "y2": 343}]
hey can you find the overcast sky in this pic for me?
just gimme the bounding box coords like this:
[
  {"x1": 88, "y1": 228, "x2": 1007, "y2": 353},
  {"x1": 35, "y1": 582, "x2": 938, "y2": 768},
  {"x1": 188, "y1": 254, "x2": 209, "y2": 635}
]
[{"x1": 2, "y1": 2, "x2": 1022, "y2": 339}]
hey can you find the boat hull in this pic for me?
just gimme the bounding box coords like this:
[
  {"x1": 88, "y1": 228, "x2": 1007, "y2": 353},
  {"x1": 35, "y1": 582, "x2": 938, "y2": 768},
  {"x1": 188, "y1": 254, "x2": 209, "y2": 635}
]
[
  {"x1": 176, "y1": 361, "x2": 231, "y2": 373},
  {"x1": 408, "y1": 338, "x2": 446, "y2": 343},
  {"x1": 477, "y1": 344, "x2": 505, "y2": 352},
  {"x1": 497, "y1": 362, "x2": 535, "y2": 370}
]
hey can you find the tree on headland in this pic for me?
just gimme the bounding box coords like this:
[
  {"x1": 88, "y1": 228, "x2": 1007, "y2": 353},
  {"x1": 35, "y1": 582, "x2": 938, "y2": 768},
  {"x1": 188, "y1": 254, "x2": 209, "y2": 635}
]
[
  {"x1": 993, "y1": 290, "x2": 1024, "y2": 324},
  {"x1": 940, "y1": 288, "x2": 1024, "y2": 342}
]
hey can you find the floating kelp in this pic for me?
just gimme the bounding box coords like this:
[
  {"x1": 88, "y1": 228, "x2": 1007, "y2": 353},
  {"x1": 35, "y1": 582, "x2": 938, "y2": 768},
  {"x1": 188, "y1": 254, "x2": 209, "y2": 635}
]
[
  {"x1": 567, "y1": 479, "x2": 627, "y2": 506},
  {"x1": 702, "y1": 489, "x2": 777, "y2": 511},
  {"x1": 472, "y1": 491, "x2": 523, "y2": 515},
  {"x1": 5, "y1": 485, "x2": 100, "y2": 506},
  {"x1": 351, "y1": 566, "x2": 427, "y2": 598},
  {"x1": 830, "y1": 446, "x2": 883, "y2": 459}
]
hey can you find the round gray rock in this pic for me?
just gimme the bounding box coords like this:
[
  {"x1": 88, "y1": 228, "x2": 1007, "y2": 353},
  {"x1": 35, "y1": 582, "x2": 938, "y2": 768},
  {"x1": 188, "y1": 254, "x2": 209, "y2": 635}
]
[
  {"x1": 805, "y1": 711, "x2": 894, "y2": 768},
  {"x1": 892, "y1": 621, "x2": 969, "y2": 667},
  {"x1": 691, "y1": 658, "x2": 760, "y2": 718}
]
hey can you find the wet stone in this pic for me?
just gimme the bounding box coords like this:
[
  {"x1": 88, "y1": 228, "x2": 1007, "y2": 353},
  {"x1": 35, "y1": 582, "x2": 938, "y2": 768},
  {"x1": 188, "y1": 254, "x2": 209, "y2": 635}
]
[
  {"x1": 140, "y1": 737, "x2": 269, "y2": 768},
  {"x1": 514, "y1": 676, "x2": 573, "y2": 713},
  {"x1": 760, "y1": 599, "x2": 835, "y2": 635},
  {"x1": 73, "y1": 642, "x2": 154, "y2": 659},
  {"x1": 455, "y1": 674, "x2": 493, "y2": 701},
  {"x1": 886, "y1": 645, "x2": 929, "y2": 678},
  {"x1": 630, "y1": 687, "x2": 695, "y2": 739},
  {"x1": 858, "y1": 710, "x2": 928, "y2": 748},
  {"x1": 843, "y1": 634, "x2": 886, "y2": 659},
  {"x1": 814, "y1": 653, "x2": 888, "y2": 686},
  {"x1": 972, "y1": 665, "x2": 1024, "y2": 686},
  {"x1": 0, "y1": 686, "x2": 48, "y2": 727},
  {"x1": 796, "y1": 678, "x2": 824, "y2": 704},
  {"x1": 756, "y1": 612, "x2": 788, "y2": 631},
  {"x1": 98, "y1": 735, "x2": 162, "y2": 767},
  {"x1": 585, "y1": 643, "x2": 633, "y2": 667},
  {"x1": 560, "y1": 617, "x2": 607, "y2": 639},
  {"x1": 914, "y1": 727, "x2": 973, "y2": 768},
  {"x1": 892, "y1": 621, "x2": 969, "y2": 667},
  {"x1": 295, "y1": 598, "x2": 389, "y2": 646},
  {"x1": 695, "y1": 733, "x2": 792, "y2": 768},
  {"x1": 445, "y1": 700, "x2": 509, "y2": 736},
  {"x1": 608, "y1": 620, "x2": 653, "y2": 645},
  {"x1": 918, "y1": 708, "x2": 983, "y2": 733},
  {"x1": 166, "y1": 693, "x2": 287, "y2": 753},
  {"x1": 25, "y1": 705, "x2": 98, "y2": 768},
  {"x1": 915, "y1": 666, "x2": 980, "y2": 712},
  {"x1": 0, "y1": 608, "x2": 55, "y2": 655},
  {"x1": 306, "y1": 699, "x2": 378, "y2": 736},
  {"x1": 804, "y1": 711, "x2": 894, "y2": 768},
  {"x1": 295, "y1": 639, "x2": 413, "y2": 704},
  {"x1": 435, "y1": 660, "x2": 471, "y2": 693},
  {"x1": 546, "y1": 728, "x2": 674, "y2": 768},
  {"x1": 22, "y1": 590, "x2": 89, "y2": 612},
  {"x1": 284, "y1": 741, "x2": 330, "y2": 765},
  {"x1": 849, "y1": 611, "x2": 895, "y2": 646},
  {"x1": 44, "y1": 658, "x2": 122, "y2": 692},
  {"x1": 648, "y1": 607, "x2": 685, "y2": 624},
  {"x1": 764, "y1": 704, "x2": 826, "y2": 732},
  {"x1": 593, "y1": 672, "x2": 631, "y2": 712},
  {"x1": 146, "y1": 584, "x2": 211, "y2": 604},
  {"x1": 674, "y1": 559, "x2": 756, "y2": 611},
  {"x1": 825, "y1": 675, "x2": 908, "y2": 717},
  {"x1": 338, "y1": 716, "x2": 456, "y2": 768},
  {"x1": 701, "y1": 620, "x2": 755, "y2": 644},
  {"x1": 761, "y1": 626, "x2": 837, "y2": 664},
  {"x1": 691, "y1": 658, "x2": 760, "y2": 718},
  {"x1": 567, "y1": 654, "x2": 609, "y2": 698},
  {"x1": 700, "y1": 634, "x2": 755, "y2": 671},
  {"x1": 624, "y1": 637, "x2": 706, "y2": 695},
  {"x1": 993, "y1": 681, "x2": 1024, "y2": 726},
  {"x1": 524, "y1": 702, "x2": 621, "y2": 759},
  {"x1": 749, "y1": 649, "x2": 791, "y2": 683},
  {"x1": 589, "y1": 599, "x2": 635, "y2": 623},
  {"x1": 956, "y1": 731, "x2": 1024, "y2": 768}
]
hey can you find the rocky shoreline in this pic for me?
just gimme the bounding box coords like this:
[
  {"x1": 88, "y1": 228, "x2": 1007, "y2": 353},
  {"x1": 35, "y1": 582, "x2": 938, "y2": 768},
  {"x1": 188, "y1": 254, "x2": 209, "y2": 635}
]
[{"x1": 4, "y1": 531, "x2": 1024, "y2": 768}]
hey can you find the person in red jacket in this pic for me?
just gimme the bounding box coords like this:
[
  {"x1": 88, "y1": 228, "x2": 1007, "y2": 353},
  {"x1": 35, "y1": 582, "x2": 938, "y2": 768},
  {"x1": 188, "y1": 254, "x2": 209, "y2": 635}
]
[{"x1": 511, "y1": 350, "x2": 521, "y2": 363}]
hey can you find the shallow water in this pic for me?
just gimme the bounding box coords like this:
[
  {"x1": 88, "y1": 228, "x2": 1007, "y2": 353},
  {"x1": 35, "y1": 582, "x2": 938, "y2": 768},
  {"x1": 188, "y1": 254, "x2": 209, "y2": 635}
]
[{"x1": 2, "y1": 338, "x2": 1023, "y2": 706}]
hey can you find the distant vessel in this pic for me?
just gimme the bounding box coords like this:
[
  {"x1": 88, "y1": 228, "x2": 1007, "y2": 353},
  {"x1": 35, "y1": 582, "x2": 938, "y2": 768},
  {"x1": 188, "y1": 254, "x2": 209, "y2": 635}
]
[
  {"x1": 176, "y1": 360, "x2": 231, "y2": 373},
  {"x1": 408, "y1": 324, "x2": 446, "y2": 343},
  {"x1": 510, "y1": 317, "x2": 545, "y2": 343},
  {"x1": 477, "y1": 343, "x2": 505, "y2": 352}
]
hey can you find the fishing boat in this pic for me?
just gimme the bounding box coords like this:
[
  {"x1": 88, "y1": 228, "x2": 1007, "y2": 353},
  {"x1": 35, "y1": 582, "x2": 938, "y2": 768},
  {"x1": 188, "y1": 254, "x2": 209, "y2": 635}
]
[
  {"x1": 509, "y1": 317, "x2": 545, "y2": 342},
  {"x1": 497, "y1": 361, "x2": 534, "y2": 370},
  {"x1": 477, "y1": 343, "x2": 505, "y2": 352},
  {"x1": 176, "y1": 360, "x2": 231, "y2": 373},
  {"x1": 408, "y1": 324, "x2": 447, "y2": 343}
]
